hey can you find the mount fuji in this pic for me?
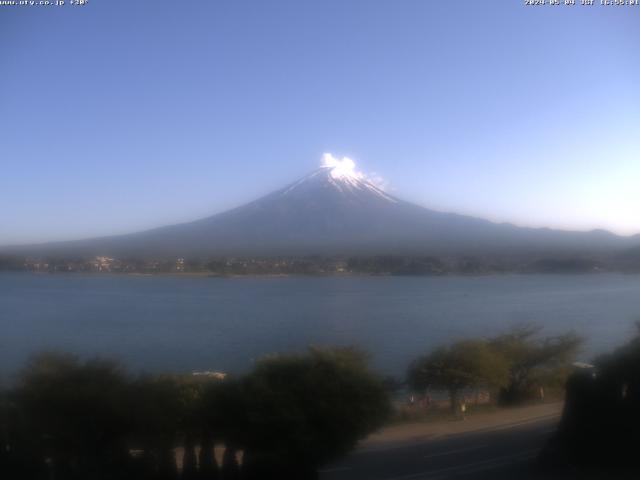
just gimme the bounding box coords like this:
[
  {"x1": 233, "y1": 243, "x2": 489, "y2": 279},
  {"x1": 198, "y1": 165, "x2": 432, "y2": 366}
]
[{"x1": 6, "y1": 155, "x2": 639, "y2": 258}]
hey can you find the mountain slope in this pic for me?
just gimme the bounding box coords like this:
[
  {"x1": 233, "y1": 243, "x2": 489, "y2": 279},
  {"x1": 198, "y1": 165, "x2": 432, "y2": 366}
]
[{"x1": 5, "y1": 165, "x2": 639, "y2": 258}]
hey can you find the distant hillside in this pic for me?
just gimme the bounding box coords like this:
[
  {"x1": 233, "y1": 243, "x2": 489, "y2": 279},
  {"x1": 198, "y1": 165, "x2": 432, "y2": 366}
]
[{"x1": 3, "y1": 164, "x2": 639, "y2": 258}]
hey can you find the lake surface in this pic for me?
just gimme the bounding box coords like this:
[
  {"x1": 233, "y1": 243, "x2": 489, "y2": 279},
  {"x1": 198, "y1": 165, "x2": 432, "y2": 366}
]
[{"x1": 1, "y1": 273, "x2": 639, "y2": 380}]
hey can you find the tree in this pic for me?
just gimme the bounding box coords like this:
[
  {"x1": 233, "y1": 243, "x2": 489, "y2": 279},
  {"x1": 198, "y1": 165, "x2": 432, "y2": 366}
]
[
  {"x1": 172, "y1": 374, "x2": 225, "y2": 480},
  {"x1": 541, "y1": 325, "x2": 640, "y2": 472},
  {"x1": 1, "y1": 387, "x2": 49, "y2": 480},
  {"x1": 15, "y1": 352, "x2": 133, "y2": 480},
  {"x1": 129, "y1": 376, "x2": 183, "y2": 480},
  {"x1": 408, "y1": 340, "x2": 509, "y2": 411},
  {"x1": 238, "y1": 347, "x2": 391, "y2": 479},
  {"x1": 490, "y1": 325, "x2": 582, "y2": 404},
  {"x1": 200, "y1": 378, "x2": 248, "y2": 480}
]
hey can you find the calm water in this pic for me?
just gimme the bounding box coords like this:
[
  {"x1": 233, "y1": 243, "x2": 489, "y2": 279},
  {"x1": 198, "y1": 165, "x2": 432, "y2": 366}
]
[{"x1": 1, "y1": 272, "x2": 639, "y2": 379}]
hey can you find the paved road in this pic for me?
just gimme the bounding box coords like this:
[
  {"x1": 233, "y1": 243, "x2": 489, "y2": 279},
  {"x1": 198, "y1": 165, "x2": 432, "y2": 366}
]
[{"x1": 319, "y1": 413, "x2": 562, "y2": 480}]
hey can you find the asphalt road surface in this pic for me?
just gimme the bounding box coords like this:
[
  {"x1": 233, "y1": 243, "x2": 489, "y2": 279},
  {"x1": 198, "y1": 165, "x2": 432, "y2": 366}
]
[{"x1": 319, "y1": 415, "x2": 561, "y2": 480}]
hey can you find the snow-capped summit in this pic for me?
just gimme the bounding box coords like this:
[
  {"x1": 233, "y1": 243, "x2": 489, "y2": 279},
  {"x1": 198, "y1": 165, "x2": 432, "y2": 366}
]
[{"x1": 279, "y1": 163, "x2": 397, "y2": 204}]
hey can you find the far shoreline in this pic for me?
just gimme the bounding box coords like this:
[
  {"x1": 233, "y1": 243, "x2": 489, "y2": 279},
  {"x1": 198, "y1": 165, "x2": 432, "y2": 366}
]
[{"x1": 4, "y1": 270, "x2": 640, "y2": 279}]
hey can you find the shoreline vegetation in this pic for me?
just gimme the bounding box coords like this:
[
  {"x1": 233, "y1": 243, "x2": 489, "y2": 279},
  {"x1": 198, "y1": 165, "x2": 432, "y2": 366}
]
[
  {"x1": 1, "y1": 325, "x2": 588, "y2": 479},
  {"x1": 2, "y1": 252, "x2": 640, "y2": 276}
]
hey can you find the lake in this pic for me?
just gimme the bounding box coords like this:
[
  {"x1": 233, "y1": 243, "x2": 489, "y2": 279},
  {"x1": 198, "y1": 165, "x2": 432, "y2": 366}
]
[{"x1": 1, "y1": 272, "x2": 639, "y2": 380}]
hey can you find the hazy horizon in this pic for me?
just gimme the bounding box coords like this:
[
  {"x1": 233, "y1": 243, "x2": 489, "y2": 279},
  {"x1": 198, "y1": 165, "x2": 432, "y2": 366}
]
[
  {"x1": 2, "y1": 1, "x2": 639, "y2": 245},
  {"x1": 2, "y1": 153, "x2": 640, "y2": 248}
]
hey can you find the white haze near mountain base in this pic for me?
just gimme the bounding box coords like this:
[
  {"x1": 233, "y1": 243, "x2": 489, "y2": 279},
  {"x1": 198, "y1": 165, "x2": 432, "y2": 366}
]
[{"x1": 321, "y1": 153, "x2": 388, "y2": 190}]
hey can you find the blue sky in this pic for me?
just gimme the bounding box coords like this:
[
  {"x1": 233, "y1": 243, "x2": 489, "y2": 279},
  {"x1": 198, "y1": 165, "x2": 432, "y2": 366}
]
[{"x1": 1, "y1": 0, "x2": 639, "y2": 245}]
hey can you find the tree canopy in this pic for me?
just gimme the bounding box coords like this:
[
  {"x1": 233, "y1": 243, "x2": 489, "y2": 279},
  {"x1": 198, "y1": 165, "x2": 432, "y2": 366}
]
[
  {"x1": 490, "y1": 325, "x2": 582, "y2": 404},
  {"x1": 14, "y1": 352, "x2": 132, "y2": 479},
  {"x1": 407, "y1": 339, "x2": 509, "y2": 409},
  {"x1": 408, "y1": 327, "x2": 583, "y2": 407},
  {"x1": 238, "y1": 347, "x2": 391, "y2": 479}
]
